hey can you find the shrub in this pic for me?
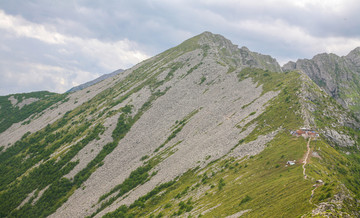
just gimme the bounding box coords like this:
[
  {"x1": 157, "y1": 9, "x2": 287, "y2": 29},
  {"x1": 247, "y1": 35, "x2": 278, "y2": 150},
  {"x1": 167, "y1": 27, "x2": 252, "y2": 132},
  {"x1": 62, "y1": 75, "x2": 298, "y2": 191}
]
[
  {"x1": 140, "y1": 155, "x2": 149, "y2": 161},
  {"x1": 239, "y1": 195, "x2": 252, "y2": 205},
  {"x1": 199, "y1": 76, "x2": 206, "y2": 84},
  {"x1": 218, "y1": 178, "x2": 225, "y2": 190},
  {"x1": 164, "y1": 203, "x2": 172, "y2": 208}
]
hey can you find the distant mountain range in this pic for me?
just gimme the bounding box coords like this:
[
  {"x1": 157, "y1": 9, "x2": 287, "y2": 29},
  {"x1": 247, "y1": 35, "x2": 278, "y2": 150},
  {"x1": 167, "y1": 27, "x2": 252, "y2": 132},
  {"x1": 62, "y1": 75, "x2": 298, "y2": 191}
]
[
  {"x1": 0, "y1": 32, "x2": 359, "y2": 217},
  {"x1": 67, "y1": 69, "x2": 124, "y2": 93}
]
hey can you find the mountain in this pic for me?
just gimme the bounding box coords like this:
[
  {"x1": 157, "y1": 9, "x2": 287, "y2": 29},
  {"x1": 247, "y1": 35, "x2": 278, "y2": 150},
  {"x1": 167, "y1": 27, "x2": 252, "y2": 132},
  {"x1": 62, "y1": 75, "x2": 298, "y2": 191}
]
[
  {"x1": 0, "y1": 32, "x2": 360, "y2": 217},
  {"x1": 67, "y1": 69, "x2": 124, "y2": 93},
  {"x1": 283, "y1": 47, "x2": 360, "y2": 117}
]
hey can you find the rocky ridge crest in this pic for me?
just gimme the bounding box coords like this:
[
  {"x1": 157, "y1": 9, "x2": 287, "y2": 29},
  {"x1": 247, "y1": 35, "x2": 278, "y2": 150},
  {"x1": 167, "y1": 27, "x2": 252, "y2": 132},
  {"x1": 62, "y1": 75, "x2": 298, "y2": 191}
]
[{"x1": 283, "y1": 47, "x2": 360, "y2": 116}]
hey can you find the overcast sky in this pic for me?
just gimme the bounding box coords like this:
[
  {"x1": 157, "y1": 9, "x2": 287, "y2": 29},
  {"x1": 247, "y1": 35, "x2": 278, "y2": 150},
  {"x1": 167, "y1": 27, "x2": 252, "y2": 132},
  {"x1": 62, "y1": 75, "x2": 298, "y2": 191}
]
[{"x1": 1, "y1": 0, "x2": 360, "y2": 95}]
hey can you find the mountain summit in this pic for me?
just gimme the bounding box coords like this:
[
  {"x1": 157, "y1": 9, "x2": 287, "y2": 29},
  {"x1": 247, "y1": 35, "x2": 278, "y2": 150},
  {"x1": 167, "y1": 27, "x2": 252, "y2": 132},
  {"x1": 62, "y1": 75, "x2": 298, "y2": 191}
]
[
  {"x1": 194, "y1": 31, "x2": 282, "y2": 72},
  {"x1": 0, "y1": 32, "x2": 360, "y2": 217}
]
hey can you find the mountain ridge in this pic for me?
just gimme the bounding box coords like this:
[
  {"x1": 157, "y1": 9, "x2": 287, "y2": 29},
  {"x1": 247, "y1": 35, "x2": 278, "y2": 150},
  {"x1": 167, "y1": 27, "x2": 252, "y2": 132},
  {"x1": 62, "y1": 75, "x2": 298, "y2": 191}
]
[
  {"x1": 0, "y1": 32, "x2": 359, "y2": 217},
  {"x1": 66, "y1": 69, "x2": 124, "y2": 93},
  {"x1": 283, "y1": 47, "x2": 360, "y2": 117}
]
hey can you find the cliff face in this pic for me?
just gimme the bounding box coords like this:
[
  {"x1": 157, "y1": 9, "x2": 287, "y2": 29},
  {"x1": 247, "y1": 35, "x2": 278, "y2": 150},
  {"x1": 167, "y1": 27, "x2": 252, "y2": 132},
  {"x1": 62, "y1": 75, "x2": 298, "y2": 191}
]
[
  {"x1": 283, "y1": 47, "x2": 360, "y2": 115},
  {"x1": 0, "y1": 32, "x2": 359, "y2": 218}
]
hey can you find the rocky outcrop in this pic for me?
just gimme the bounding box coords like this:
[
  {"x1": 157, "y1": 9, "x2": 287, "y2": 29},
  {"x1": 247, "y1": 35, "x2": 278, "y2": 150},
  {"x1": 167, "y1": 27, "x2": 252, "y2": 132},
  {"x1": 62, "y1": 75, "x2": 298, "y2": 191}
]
[
  {"x1": 298, "y1": 71, "x2": 359, "y2": 147},
  {"x1": 199, "y1": 32, "x2": 282, "y2": 72},
  {"x1": 283, "y1": 47, "x2": 360, "y2": 115}
]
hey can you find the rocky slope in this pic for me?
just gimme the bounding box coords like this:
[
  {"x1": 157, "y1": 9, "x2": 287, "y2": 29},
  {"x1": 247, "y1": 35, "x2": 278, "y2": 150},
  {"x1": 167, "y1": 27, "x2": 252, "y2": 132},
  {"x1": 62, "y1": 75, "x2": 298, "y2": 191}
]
[
  {"x1": 283, "y1": 47, "x2": 360, "y2": 116},
  {"x1": 0, "y1": 32, "x2": 359, "y2": 217}
]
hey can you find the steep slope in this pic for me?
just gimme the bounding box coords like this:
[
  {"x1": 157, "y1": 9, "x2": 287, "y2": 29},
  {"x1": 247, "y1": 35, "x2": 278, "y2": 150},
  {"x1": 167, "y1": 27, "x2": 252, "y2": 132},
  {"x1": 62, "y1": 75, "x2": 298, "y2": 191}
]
[
  {"x1": 99, "y1": 70, "x2": 360, "y2": 218},
  {"x1": 0, "y1": 32, "x2": 359, "y2": 218},
  {"x1": 283, "y1": 47, "x2": 360, "y2": 116},
  {"x1": 67, "y1": 69, "x2": 124, "y2": 93}
]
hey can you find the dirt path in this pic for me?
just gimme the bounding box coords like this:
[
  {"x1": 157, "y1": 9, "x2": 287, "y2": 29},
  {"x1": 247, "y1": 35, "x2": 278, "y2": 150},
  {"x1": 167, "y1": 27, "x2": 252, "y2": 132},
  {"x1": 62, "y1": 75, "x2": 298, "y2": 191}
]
[
  {"x1": 302, "y1": 137, "x2": 318, "y2": 205},
  {"x1": 302, "y1": 138, "x2": 311, "y2": 179},
  {"x1": 309, "y1": 186, "x2": 317, "y2": 204}
]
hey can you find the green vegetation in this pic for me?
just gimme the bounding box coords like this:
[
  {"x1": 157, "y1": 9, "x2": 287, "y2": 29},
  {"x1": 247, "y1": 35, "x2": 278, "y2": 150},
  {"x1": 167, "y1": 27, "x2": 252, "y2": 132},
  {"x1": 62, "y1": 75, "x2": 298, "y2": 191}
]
[
  {"x1": 235, "y1": 68, "x2": 303, "y2": 146},
  {"x1": 176, "y1": 199, "x2": 194, "y2": 214},
  {"x1": 0, "y1": 46, "x2": 183, "y2": 216},
  {"x1": 0, "y1": 100, "x2": 139, "y2": 217},
  {"x1": 185, "y1": 63, "x2": 202, "y2": 77},
  {"x1": 165, "y1": 62, "x2": 184, "y2": 81},
  {"x1": 0, "y1": 120, "x2": 105, "y2": 217},
  {"x1": 218, "y1": 178, "x2": 225, "y2": 190},
  {"x1": 101, "y1": 132, "x2": 313, "y2": 217},
  {"x1": 155, "y1": 109, "x2": 200, "y2": 152},
  {"x1": 103, "y1": 181, "x2": 176, "y2": 218},
  {"x1": 241, "y1": 98, "x2": 258, "y2": 109},
  {"x1": 93, "y1": 164, "x2": 154, "y2": 216},
  {"x1": 0, "y1": 91, "x2": 66, "y2": 134},
  {"x1": 239, "y1": 195, "x2": 252, "y2": 205},
  {"x1": 140, "y1": 155, "x2": 150, "y2": 161},
  {"x1": 199, "y1": 75, "x2": 206, "y2": 84},
  {"x1": 238, "y1": 68, "x2": 290, "y2": 94}
]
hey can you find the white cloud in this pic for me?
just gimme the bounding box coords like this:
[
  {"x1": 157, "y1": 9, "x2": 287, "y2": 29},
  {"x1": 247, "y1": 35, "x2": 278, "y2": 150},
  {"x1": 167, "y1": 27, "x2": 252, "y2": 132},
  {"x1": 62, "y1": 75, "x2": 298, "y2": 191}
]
[
  {"x1": 73, "y1": 37, "x2": 149, "y2": 70},
  {"x1": 290, "y1": 0, "x2": 349, "y2": 12},
  {"x1": 0, "y1": 61, "x2": 99, "y2": 94},
  {"x1": 0, "y1": 9, "x2": 149, "y2": 70},
  {"x1": 231, "y1": 18, "x2": 360, "y2": 58},
  {"x1": 0, "y1": 10, "x2": 66, "y2": 44},
  {"x1": 0, "y1": 9, "x2": 150, "y2": 94},
  {"x1": 176, "y1": 1, "x2": 360, "y2": 62}
]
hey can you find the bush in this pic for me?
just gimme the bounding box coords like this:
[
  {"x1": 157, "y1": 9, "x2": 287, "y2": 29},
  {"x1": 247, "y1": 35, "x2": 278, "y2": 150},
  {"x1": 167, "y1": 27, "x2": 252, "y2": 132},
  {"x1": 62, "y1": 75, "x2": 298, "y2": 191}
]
[
  {"x1": 199, "y1": 76, "x2": 206, "y2": 84},
  {"x1": 218, "y1": 178, "x2": 225, "y2": 190},
  {"x1": 140, "y1": 155, "x2": 149, "y2": 161},
  {"x1": 164, "y1": 203, "x2": 172, "y2": 208},
  {"x1": 239, "y1": 195, "x2": 252, "y2": 205}
]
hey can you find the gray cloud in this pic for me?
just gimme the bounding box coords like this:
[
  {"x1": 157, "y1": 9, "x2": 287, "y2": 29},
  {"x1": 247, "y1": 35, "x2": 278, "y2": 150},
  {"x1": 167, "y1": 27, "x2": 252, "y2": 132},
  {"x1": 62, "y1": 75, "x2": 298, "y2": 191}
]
[
  {"x1": 0, "y1": 8, "x2": 149, "y2": 95},
  {"x1": 0, "y1": 0, "x2": 359, "y2": 95}
]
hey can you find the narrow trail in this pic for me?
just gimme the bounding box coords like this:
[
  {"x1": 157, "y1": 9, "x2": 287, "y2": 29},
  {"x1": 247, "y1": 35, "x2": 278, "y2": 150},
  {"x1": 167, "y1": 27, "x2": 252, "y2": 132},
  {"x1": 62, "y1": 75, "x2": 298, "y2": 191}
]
[
  {"x1": 309, "y1": 186, "x2": 317, "y2": 204},
  {"x1": 302, "y1": 137, "x2": 319, "y2": 206},
  {"x1": 302, "y1": 138, "x2": 311, "y2": 179}
]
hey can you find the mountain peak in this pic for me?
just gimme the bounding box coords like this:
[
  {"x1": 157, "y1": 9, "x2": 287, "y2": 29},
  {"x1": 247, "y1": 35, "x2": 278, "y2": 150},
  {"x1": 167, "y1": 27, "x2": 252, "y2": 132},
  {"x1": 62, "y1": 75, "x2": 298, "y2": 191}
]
[
  {"x1": 197, "y1": 31, "x2": 238, "y2": 51},
  {"x1": 346, "y1": 46, "x2": 360, "y2": 66},
  {"x1": 349, "y1": 46, "x2": 360, "y2": 53},
  {"x1": 198, "y1": 31, "x2": 215, "y2": 37},
  {"x1": 178, "y1": 32, "x2": 282, "y2": 72}
]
